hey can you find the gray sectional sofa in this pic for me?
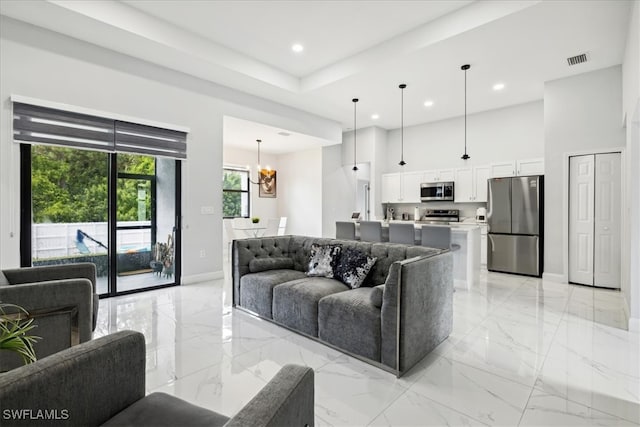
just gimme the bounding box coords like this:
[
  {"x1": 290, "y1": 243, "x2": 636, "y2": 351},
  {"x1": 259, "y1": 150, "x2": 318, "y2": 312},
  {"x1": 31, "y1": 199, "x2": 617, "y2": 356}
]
[{"x1": 232, "y1": 235, "x2": 453, "y2": 376}]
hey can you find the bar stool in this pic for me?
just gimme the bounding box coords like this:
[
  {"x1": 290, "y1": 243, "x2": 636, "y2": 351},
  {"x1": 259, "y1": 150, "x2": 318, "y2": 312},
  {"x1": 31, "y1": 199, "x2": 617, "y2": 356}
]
[
  {"x1": 389, "y1": 223, "x2": 416, "y2": 245},
  {"x1": 335, "y1": 221, "x2": 357, "y2": 240},
  {"x1": 359, "y1": 221, "x2": 383, "y2": 242},
  {"x1": 420, "y1": 225, "x2": 452, "y2": 250}
]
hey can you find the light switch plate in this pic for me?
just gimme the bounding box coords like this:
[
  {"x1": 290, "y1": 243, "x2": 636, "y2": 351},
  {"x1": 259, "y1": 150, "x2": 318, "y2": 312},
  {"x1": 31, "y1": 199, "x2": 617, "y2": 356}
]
[{"x1": 200, "y1": 206, "x2": 215, "y2": 215}]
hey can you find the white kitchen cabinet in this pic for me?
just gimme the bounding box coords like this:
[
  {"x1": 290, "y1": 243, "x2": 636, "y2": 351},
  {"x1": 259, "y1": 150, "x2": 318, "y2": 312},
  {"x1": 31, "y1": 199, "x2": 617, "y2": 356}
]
[
  {"x1": 473, "y1": 165, "x2": 491, "y2": 202},
  {"x1": 401, "y1": 171, "x2": 424, "y2": 203},
  {"x1": 424, "y1": 168, "x2": 454, "y2": 182},
  {"x1": 381, "y1": 173, "x2": 402, "y2": 203},
  {"x1": 490, "y1": 161, "x2": 516, "y2": 177},
  {"x1": 454, "y1": 165, "x2": 490, "y2": 203},
  {"x1": 491, "y1": 158, "x2": 545, "y2": 178},
  {"x1": 381, "y1": 172, "x2": 423, "y2": 203},
  {"x1": 516, "y1": 158, "x2": 545, "y2": 176},
  {"x1": 454, "y1": 168, "x2": 473, "y2": 202}
]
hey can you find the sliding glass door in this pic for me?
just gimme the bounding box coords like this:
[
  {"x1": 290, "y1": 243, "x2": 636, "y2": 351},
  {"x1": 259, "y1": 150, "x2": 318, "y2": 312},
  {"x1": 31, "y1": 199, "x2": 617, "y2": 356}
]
[{"x1": 22, "y1": 145, "x2": 180, "y2": 296}]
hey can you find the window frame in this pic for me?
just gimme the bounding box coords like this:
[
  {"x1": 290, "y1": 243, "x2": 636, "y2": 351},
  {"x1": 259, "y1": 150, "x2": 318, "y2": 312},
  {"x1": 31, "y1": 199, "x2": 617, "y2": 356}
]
[{"x1": 222, "y1": 167, "x2": 251, "y2": 219}]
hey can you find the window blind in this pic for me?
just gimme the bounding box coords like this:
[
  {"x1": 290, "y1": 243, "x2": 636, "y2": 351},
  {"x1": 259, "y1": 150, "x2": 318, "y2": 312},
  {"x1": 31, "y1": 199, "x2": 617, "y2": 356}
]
[
  {"x1": 13, "y1": 102, "x2": 114, "y2": 152},
  {"x1": 115, "y1": 121, "x2": 187, "y2": 159},
  {"x1": 13, "y1": 102, "x2": 187, "y2": 159}
]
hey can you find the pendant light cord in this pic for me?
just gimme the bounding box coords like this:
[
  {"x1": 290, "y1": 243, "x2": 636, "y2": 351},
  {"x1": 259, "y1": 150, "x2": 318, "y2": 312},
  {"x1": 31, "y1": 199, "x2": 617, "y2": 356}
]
[
  {"x1": 460, "y1": 64, "x2": 471, "y2": 160},
  {"x1": 399, "y1": 84, "x2": 406, "y2": 166},
  {"x1": 352, "y1": 98, "x2": 358, "y2": 171}
]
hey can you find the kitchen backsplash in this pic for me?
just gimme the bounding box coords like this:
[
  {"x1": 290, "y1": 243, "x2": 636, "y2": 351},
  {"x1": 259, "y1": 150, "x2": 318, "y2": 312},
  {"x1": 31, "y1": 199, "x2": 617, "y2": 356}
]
[{"x1": 386, "y1": 201, "x2": 487, "y2": 221}]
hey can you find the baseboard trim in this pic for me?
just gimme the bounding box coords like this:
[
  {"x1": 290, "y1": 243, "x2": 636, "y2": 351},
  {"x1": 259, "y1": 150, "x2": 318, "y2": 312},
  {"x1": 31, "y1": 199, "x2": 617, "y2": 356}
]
[
  {"x1": 542, "y1": 272, "x2": 567, "y2": 283},
  {"x1": 629, "y1": 317, "x2": 640, "y2": 333},
  {"x1": 181, "y1": 271, "x2": 224, "y2": 285}
]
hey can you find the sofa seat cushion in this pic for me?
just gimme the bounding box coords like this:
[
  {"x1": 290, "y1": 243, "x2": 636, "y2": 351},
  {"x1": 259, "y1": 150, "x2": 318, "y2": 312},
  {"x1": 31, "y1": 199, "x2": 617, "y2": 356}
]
[
  {"x1": 318, "y1": 288, "x2": 382, "y2": 362},
  {"x1": 240, "y1": 269, "x2": 307, "y2": 318},
  {"x1": 272, "y1": 277, "x2": 349, "y2": 337},
  {"x1": 103, "y1": 392, "x2": 230, "y2": 427}
]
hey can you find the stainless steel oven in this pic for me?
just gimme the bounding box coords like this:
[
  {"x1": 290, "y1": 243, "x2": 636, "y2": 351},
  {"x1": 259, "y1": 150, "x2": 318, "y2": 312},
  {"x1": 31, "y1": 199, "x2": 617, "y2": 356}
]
[{"x1": 420, "y1": 182, "x2": 454, "y2": 202}]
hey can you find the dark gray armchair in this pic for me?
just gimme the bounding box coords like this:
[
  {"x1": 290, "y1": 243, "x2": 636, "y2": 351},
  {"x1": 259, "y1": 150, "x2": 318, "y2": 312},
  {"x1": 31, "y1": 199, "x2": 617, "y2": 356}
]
[
  {"x1": 0, "y1": 330, "x2": 315, "y2": 427},
  {"x1": 0, "y1": 263, "x2": 98, "y2": 371}
]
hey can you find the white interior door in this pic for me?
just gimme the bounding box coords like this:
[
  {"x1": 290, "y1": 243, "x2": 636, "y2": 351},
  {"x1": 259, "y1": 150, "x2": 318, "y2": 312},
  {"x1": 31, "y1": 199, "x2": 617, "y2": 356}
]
[
  {"x1": 593, "y1": 153, "x2": 621, "y2": 288},
  {"x1": 569, "y1": 155, "x2": 595, "y2": 285}
]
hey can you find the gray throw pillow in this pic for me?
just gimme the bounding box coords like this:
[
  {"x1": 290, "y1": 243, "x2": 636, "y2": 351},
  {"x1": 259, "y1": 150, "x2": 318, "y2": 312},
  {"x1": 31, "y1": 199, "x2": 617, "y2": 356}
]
[
  {"x1": 307, "y1": 243, "x2": 342, "y2": 278},
  {"x1": 0, "y1": 270, "x2": 9, "y2": 286},
  {"x1": 334, "y1": 247, "x2": 377, "y2": 289}
]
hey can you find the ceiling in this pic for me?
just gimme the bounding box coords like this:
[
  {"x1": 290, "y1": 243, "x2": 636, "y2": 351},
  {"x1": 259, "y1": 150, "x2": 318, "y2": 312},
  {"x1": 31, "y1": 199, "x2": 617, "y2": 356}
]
[
  {"x1": 224, "y1": 116, "x2": 332, "y2": 154},
  {"x1": 0, "y1": 0, "x2": 633, "y2": 152}
]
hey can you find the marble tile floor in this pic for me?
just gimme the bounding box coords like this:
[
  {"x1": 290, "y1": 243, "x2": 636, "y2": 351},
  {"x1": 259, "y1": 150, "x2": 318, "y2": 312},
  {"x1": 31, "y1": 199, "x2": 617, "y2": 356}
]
[{"x1": 95, "y1": 271, "x2": 639, "y2": 426}]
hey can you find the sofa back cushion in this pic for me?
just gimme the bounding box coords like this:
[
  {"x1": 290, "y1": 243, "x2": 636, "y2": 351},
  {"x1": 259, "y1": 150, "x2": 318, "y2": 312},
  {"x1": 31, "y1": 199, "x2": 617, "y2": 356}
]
[{"x1": 249, "y1": 257, "x2": 295, "y2": 273}]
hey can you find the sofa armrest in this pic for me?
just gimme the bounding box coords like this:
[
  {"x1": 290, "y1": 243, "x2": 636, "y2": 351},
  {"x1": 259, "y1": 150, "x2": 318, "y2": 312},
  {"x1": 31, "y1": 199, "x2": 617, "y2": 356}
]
[
  {"x1": 0, "y1": 279, "x2": 93, "y2": 343},
  {"x1": 0, "y1": 280, "x2": 94, "y2": 371},
  {"x1": 380, "y1": 251, "x2": 453, "y2": 374},
  {"x1": 3, "y1": 263, "x2": 97, "y2": 294},
  {"x1": 225, "y1": 364, "x2": 314, "y2": 427},
  {"x1": 0, "y1": 330, "x2": 145, "y2": 426}
]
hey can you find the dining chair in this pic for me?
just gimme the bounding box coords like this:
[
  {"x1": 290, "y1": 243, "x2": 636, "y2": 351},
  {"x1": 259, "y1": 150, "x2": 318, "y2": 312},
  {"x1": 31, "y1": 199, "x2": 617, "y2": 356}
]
[
  {"x1": 277, "y1": 217, "x2": 287, "y2": 236},
  {"x1": 420, "y1": 225, "x2": 452, "y2": 250},
  {"x1": 263, "y1": 218, "x2": 280, "y2": 237},
  {"x1": 389, "y1": 223, "x2": 416, "y2": 245},
  {"x1": 335, "y1": 221, "x2": 356, "y2": 240},
  {"x1": 224, "y1": 220, "x2": 239, "y2": 255},
  {"x1": 359, "y1": 221, "x2": 383, "y2": 242}
]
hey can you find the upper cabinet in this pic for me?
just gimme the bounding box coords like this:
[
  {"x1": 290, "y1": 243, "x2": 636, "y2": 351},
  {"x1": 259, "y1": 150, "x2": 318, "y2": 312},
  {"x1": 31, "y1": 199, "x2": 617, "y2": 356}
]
[
  {"x1": 490, "y1": 158, "x2": 544, "y2": 178},
  {"x1": 516, "y1": 158, "x2": 545, "y2": 176},
  {"x1": 381, "y1": 171, "x2": 423, "y2": 203},
  {"x1": 423, "y1": 168, "x2": 454, "y2": 182},
  {"x1": 381, "y1": 173, "x2": 402, "y2": 203},
  {"x1": 402, "y1": 171, "x2": 424, "y2": 203},
  {"x1": 454, "y1": 165, "x2": 490, "y2": 203}
]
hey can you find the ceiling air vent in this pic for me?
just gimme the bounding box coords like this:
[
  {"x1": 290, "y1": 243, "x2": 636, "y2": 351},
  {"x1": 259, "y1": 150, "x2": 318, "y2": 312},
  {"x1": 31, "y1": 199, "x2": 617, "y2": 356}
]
[{"x1": 567, "y1": 53, "x2": 588, "y2": 66}]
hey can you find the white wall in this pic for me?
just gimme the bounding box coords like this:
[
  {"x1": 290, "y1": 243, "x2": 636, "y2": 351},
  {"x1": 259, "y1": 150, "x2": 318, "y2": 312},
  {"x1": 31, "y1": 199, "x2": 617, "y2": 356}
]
[
  {"x1": 321, "y1": 144, "x2": 357, "y2": 238},
  {"x1": 0, "y1": 18, "x2": 341, "y2": 281},
  {"x1": 543, "y1": 66, "x2": 626, "y2": 280},
  {"x1": 384, "y1": 101, "x2": 544, "y2": 173},
  {"x1": 622, "y1": 0, "x2": 640, "y2": 330},
  {"x1": 277, "y1": 149, "x2": 323, "y2": 237}
]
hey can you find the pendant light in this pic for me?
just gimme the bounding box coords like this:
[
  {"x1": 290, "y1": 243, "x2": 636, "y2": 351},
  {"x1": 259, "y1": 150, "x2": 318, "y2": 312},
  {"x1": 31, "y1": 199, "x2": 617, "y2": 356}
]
[
  {"x1": 461, "y1": 64, "x2": 471, "y2": 160},
  {"x1": 248, "y1": 139, "x2": 270, "y2": 185},
  {"x1": 352, "y1": 98, "x2": 359, "y2": 172},
  {"x1": 398, "y1": 83, "x2": 407, "y2": 166}
]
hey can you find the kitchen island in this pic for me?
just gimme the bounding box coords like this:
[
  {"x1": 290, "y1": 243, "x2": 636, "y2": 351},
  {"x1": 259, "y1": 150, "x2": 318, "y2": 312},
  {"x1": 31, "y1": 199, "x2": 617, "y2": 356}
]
[{"x1": 354, "y1": 221, "x2": 480, "y2": 289}]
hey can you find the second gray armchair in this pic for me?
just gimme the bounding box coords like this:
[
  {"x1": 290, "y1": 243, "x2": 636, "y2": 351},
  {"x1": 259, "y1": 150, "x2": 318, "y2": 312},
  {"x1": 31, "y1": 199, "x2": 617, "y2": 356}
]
[{"x1": 0, "y1": 262, "x2": 98, "y2": 371}]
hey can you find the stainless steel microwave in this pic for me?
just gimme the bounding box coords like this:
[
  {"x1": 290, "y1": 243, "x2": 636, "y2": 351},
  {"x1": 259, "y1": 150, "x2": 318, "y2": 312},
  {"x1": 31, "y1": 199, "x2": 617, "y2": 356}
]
[{"x1": 420, "y1": 182, "x2": 455, "y2": 202}]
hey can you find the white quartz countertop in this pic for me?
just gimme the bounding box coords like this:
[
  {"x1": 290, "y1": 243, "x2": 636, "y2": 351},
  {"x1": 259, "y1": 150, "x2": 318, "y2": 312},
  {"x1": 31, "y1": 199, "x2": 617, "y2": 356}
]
[{"x1": 371, "y1": 220, "x2": 480, "y2": 233}]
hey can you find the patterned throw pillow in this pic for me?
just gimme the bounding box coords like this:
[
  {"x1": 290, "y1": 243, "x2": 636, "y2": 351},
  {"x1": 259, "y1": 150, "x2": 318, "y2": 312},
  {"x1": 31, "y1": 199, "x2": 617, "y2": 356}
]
[
  {"x1": 307, "y1": 244, "x2": 342, "y2": 278},
  {"x1": 334, "y1": 247, "x2": 377, "y2": 289}
]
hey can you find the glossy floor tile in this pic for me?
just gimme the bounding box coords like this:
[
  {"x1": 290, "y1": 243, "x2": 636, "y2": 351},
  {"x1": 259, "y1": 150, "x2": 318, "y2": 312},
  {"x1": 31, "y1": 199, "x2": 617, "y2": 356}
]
[{"x1": 95, "y1": 270, "x2": 639, "y2": 426}]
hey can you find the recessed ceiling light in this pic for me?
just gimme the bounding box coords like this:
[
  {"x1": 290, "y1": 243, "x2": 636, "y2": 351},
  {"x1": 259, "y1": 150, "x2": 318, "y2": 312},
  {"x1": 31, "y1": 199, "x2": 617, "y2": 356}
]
[
  {"x1": 493, "y1": 83, "x2": 505, "y2": 91},
  {"x1": 277, "y1": 131, "x2": 291, "y2": 137},
  {"x1": 423, "y1": 100, "x2": 434, "y2": 107},
  {"x1": 371, "y1": 114, "x2": 379, "y2": 120},
  {"x1": 291, "y1": 43, "x2": 304, "y2": 53}
]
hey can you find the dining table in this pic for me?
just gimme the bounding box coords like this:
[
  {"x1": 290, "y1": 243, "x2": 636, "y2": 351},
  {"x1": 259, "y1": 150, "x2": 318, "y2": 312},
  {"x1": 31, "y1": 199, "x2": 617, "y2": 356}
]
[{"x1": 233, "y1": 224, "x2": 267, "y2": 238}]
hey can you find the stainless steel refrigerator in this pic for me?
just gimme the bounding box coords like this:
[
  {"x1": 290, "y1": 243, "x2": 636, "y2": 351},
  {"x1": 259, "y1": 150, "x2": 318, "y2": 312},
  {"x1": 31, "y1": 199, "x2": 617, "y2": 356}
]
[{"x1": 487, "y1": 175, "x2": 544, "y2": 277}]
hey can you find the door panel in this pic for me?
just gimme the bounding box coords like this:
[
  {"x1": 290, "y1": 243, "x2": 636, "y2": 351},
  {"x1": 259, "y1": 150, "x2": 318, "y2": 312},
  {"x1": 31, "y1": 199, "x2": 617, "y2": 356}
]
[
  {"x1": 569, "y1": 155, "x2": 594, "y2": 286},
  {"x1": 488, "y1": 234, "x2": 540, "y2": 276},
  {"x1": 594, "y1": 153, "x2": 621, "y2": 288},
  {"x1": 487, "y1": 178, "x2": 511, "y2": 233},
  {"x1": 512, "y1": 176, "x2": 540, "y2": 235}
]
